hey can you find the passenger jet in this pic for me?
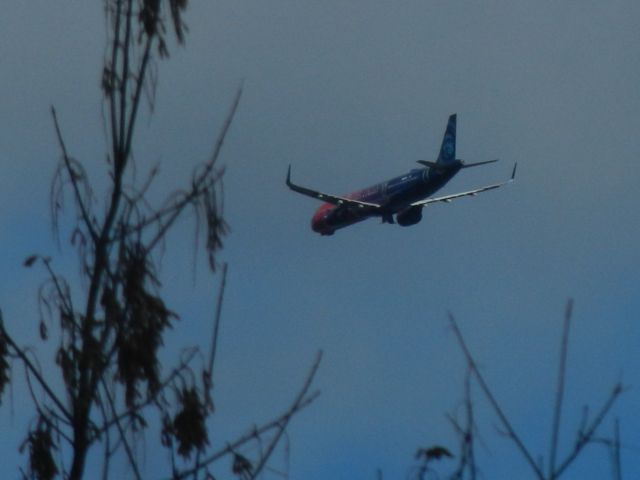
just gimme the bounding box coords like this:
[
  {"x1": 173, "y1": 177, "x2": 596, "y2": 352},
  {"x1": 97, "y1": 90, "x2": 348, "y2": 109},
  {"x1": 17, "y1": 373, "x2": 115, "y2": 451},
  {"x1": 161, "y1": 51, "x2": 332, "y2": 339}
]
[{"x1": 286, "y1": 114, "x2": 515, "y2": 235}]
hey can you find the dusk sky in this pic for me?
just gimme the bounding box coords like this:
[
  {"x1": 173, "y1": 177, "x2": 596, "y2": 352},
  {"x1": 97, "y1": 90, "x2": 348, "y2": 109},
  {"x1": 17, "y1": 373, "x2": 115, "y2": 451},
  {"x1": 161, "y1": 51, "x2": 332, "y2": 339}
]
[{"x1": 1, "y1": 1, "x2": 639, "y2": 478}]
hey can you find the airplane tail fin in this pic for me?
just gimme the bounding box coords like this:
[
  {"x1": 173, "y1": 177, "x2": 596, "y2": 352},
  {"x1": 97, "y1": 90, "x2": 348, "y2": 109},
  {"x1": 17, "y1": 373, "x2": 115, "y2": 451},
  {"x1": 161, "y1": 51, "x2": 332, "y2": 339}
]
[
  {"x1": 416, "y1": 115, "x2": 502, "y2": 172},
  {"x1": 436, "y1": 114, "x2": 457, "y2": 165}
]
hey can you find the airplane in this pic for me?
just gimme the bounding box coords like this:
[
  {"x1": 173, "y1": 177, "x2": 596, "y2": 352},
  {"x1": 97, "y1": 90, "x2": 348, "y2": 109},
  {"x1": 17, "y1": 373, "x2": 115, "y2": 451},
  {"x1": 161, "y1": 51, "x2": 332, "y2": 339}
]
[{"x1": 286, "y1": 114, "x2": 516, "y2": 235}]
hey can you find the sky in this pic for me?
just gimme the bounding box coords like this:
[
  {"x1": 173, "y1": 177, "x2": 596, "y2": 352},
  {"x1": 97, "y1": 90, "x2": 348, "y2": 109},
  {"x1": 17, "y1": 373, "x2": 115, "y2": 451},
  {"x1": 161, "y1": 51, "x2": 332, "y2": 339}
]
[{"x1": 1, "y1": 1, "x2": 640, "y2": 478}]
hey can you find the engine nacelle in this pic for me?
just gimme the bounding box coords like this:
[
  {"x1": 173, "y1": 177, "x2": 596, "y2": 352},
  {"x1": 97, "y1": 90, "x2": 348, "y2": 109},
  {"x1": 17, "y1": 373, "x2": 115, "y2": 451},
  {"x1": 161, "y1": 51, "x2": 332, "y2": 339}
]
[{"x1": 396, "y1": 206, "x2": 423, "y2": 226}]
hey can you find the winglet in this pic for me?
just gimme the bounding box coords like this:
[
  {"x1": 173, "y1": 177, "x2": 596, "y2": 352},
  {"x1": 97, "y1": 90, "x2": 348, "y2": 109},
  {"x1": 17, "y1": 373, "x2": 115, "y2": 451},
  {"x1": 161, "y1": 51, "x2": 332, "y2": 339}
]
[{"x1": 285, "y1": 165, "x2": 382, "y2": 208}]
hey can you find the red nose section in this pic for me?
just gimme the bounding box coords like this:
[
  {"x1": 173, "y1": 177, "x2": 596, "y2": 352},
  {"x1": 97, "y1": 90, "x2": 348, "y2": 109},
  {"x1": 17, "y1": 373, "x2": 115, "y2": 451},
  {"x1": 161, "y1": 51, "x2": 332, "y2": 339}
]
[{"x1": 311, "y1": 203, "x2": 334, "y2": 235}]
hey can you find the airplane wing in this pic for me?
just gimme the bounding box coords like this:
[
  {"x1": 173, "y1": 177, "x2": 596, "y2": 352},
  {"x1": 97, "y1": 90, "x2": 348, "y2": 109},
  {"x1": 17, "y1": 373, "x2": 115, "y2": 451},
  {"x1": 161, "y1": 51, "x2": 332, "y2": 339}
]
[
  {"x1": 286, "y1": 166, "x2": 382, "y2": 209},
  {"x1": 411, "y1": 163, "x2": 517, "y2": 207}
]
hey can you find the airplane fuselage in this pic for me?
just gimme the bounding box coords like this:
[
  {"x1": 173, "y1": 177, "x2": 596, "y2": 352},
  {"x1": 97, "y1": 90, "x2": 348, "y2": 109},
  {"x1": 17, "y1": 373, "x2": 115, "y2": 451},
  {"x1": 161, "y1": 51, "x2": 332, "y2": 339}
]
[
  {"x1": 311, "y1": 164, "x2": 461, "y2": 235},
  {"x1": 287, "y1": 114, "x2": 514, "y2": 236}
]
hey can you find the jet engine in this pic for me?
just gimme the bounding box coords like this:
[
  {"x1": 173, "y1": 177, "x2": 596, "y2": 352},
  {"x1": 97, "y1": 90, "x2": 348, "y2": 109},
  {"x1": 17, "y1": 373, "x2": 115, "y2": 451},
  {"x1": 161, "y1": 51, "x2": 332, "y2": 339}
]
[{"x1": 395, "y1": 206, "x2": 423, "y2": 226}]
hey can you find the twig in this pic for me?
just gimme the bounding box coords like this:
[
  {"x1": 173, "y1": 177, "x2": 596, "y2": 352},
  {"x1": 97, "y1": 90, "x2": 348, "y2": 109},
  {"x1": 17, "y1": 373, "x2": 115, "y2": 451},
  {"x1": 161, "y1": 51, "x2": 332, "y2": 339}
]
[
  {"x1": 207, "y1": 262, "x2": 228, "y2": 376},
  {"x1": 449, "y1": 369, "x2": 477, "y2": 480},
  {"x1": 51, "y1": 107, "x2": 98, "y2": 243},
  {"x1": 170, "y1": 351, "x2": 323, "y2": 480},
  {"x1": 144, "y1": 84, "x2": 242, "y2": 253},
  {"x1": 117, "y1": 0, "x2": 134, "y2": 167},
  {"x1": 448, "y1": 313, "x2": 545, "y2": 480},
  {"x1": 100, "y1": 379, "x2": 143, "y2": 480},
  {"x1": 553, "y1": 383, "x2": 623, "y2": 478},
  {"x1": 106, "y1": 0, "x2": 123, "y2": 162},
  {"x1": 0, "y1": 311, "x2": 72, "y2": 422},
  {"x1": 549, "y1": 299, "x2": 573, "y2": 479},
  {"x1": 123, "y1": 33, "x2": 153, "y2": 163},
  {"x1": 40, "y1": 258, "x2": 80, "y2": 330},
  {"x1": 96, "y1": 347, "x2": 199, "y2": 435},
  {"x1": 250, "y1": 351, "x2": 323, "y2": 478},
  {"x1": 611, "y1": 418, "x2": 622, "y2": 480},
  {"x1": 97, "y1": 386, "x2": 112, "y2": 480}
]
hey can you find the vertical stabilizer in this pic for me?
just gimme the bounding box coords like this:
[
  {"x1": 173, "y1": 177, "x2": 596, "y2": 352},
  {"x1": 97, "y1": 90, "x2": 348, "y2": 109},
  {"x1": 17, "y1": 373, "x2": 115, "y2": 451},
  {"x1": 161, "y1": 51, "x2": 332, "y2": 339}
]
[{"x1": 437, "y1": 114, "x2": 457, "y2": 165}]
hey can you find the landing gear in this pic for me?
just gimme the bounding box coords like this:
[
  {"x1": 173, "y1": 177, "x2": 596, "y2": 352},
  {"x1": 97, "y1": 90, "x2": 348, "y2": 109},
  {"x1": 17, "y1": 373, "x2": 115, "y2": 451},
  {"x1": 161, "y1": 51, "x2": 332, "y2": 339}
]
[{"x1": 381, "y1": 213, "x2": 395, "y2": 224}]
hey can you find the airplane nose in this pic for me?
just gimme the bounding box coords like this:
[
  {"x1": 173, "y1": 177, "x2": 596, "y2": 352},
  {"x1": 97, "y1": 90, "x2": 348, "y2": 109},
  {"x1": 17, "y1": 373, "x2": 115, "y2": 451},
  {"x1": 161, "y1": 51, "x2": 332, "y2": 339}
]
[
  {"x1": 311, "y1": 205, "x2": 333, "y2": 234},
  {"x1": 311, "y1": 215, "x2": 326, "y2": 233}
]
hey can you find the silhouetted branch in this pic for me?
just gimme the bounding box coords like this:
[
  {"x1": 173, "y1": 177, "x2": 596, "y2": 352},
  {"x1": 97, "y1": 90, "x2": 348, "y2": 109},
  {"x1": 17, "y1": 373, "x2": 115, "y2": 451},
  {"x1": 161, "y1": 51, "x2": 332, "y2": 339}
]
[
  {"x1": 105, "y1": 0, "x2": 122, "y2": 159},
  {"x1": 96, "y1": 389, "x2": 112, "y2": 480},
  {"x1": 123, "y1": 35, "x2": 154, "y2": 163},
  {"x1": 203, "y1": 262, "x2": 227, "y2": 412},
  {"x1": 548, "y1": 299, "x2": 573, "y2": 479},
  {"x1": 116, "y1": 0, "x2": 133, "y2": 167},
  {"x1": 207, "y1": 262, "x2": 227, "y2": 376},
  {"x1": 553, "y1": 383, "x2": 623, "y2": 478},
  {"x1": 447, "y1": 369, "x2": 477, "y2": 480},
  {"x1": 250, "y1": 351, "x2": 323, "y2": 478},
  {"x1": 171, "y1": 351, "x2": 323, "y2": 480},
  {"x1": 447, "y1": 305, "x2": 623, "y2": 480},
  {"x1": 96, "y1": 347, "x2": 199, "y2": 436},
  {"x1": 51, "y1": 107, "x2": 98, "y2": 243},
  {"x1": 142, "y1": 84, "x2": 242, "y2": 256},
  {"x1": 39, "y1": 258, "x2": 80, "y2": 333},
  {"x1": 0, "y1": 311, "x2": 72, "y2": 422},
  {"x1": 448, "y1": 313, "x2": 544, "y2": 480},
  {"x1": 612, "y1": 419, "x2": 622, "y2": 480},
  {"x1": 100, "y1": 379, "x2": 143, "y2": 480}
]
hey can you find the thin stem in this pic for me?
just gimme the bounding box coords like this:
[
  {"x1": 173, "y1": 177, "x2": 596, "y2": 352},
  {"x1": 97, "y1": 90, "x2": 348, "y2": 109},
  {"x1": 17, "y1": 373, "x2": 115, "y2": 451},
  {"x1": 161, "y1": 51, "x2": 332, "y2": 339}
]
[
  {"x1": 611, "y1": 419, "x2": 621, "y2": 480},
  {"x1": 101, "y1": 379, "x2": 143, "y2": 480},
  {"x1": 41, "y1": 257, "x2": 78, "y2": 329},
  {"x1": 123, "y1": 34, "x2": 153, "y2": 163},
  {"x1": 463, "y1": 370, "x2": 477, "y2": 480},
  {"x1": 144, "y1": 84, "x2": 242, "y2": 253},
  {"x1": 118, "y1": 0, "x2": 133, "y2": 165},
  {"x1": 51, "y1": 107, "x2": 98, "y2": 243},
  {"x1": 549, "y1": 299, "x2": 573, "y2": 479},
  {"x1": 171, "y1": 351, "x2": 323, "y2": 480},
  {"x1": 553, "y1": 383, "x2": 622, "y2": 478},
  {"x1": 0, "y1": 312, "x2": 72, "y2": 422},
  {"x1": 107, "y1": 0, "x2": 122, "y2": 160},
  {"x1": 207, "y1": 262, "x2": 228, "y2": 376},
  {"x1": 448, "y1": 313, "x2": 545, "y2": 480},
  {"x1": 250, "y1": 350, "x2": 323, "y2": 478},
  {"x1": 96, "y1": 348, "x2": 198, "y2": 435}
]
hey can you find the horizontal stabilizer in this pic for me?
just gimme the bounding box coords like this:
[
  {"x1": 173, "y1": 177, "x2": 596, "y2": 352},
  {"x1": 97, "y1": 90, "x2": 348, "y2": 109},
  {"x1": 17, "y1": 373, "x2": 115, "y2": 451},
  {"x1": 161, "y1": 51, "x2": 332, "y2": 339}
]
[
  {"x1": 460, "y1": 159, "x2": 499, "y2": 169},
  {"x1": 417, "y1": 159, "x2": 499, "y2": 170},
  {"x1": 416, "y1": 160, "x2": 440, "y2": 169}
]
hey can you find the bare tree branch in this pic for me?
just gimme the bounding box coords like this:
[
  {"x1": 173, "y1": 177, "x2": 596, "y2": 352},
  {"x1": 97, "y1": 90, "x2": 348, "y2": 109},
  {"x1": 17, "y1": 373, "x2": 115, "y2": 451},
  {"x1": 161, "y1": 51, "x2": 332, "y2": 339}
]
[
  {"x1": 448, "y1": 313, "x2": 545, "y2": 480},
  {"x1": 143, "y1": 84, "x2": 242, "y2": 255},
  {"x1": 553, "y1": 383, "x2": 623, "y2": 479},
  {"x1": 96, "y1": 347, "x2": 199, "y2": 436},
  {"x1": 51, "y1": 107, "x2": 98, "y2": 243},
  {"x1": 171, "y1": 351, "x2": 323, "y2": 480},
  {"x1": 0, "y1": 311, "x2": 72, "y2": 422},
  {"x1": 548, "y1": 299, "x2": 573, "y2": 479},
  {"x1": 207, "y1": 262, "x2": 227, "y2": 376},
  {"x1": 447, "y1": 369, "x2": 477, "y2": 480},
  {"x1": 100, "y1": 379, "x2": 143, "y2": 480}
]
